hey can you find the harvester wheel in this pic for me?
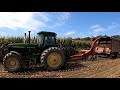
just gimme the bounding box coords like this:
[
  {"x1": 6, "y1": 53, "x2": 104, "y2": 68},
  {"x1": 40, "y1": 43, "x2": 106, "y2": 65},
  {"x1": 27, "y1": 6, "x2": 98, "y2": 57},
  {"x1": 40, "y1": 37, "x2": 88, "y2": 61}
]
[
  {"x1": 88, "y1": 55, "x2": 97, "y2": 61},
  {"x1": 40, "y1": 47, "x2": 65, "y2": 71},
  {"x1": 110, "y1": 52, "x2": 118, "y2": 59},
  {"x1": 117, "y1": 52, "x2": 120, "y2": 58},
  {"x1": 3, "y1": 53, "x2": 22, "y2": 72},
  {"x1": 88, "y1": 55, "x2": 93, "y2": 61}
]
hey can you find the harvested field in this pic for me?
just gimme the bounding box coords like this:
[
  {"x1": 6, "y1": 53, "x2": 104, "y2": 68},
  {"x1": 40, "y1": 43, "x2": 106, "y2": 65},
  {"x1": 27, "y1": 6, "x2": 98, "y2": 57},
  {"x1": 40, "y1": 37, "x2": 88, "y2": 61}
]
[{"x1": 0, "y1": 58, "x2": 120, "y2": 78}]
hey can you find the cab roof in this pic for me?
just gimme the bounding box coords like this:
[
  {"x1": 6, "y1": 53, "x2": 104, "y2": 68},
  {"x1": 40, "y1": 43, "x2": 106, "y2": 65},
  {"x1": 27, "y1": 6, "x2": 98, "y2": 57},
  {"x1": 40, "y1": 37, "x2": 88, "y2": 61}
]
[{"x1": 37, "y1": 31, "x2": 57, "y2": 35}]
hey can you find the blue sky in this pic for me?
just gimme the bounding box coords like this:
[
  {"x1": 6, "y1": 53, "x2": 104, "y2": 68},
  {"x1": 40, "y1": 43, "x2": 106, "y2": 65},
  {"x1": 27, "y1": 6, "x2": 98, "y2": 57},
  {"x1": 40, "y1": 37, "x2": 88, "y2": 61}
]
[{"x1": 0, "y1": 12, "x2": 120, "y2": 38}]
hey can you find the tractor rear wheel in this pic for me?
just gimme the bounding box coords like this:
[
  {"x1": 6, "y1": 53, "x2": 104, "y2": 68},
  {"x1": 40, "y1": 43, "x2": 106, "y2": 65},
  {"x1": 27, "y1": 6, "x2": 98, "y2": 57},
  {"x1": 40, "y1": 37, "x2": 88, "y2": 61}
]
[
  {"x1": 40, "y1": 47, "x2": 65, "y2": 71},
  {"x1": 3, "y1": 53, "x2": 22, "y2": 72}
]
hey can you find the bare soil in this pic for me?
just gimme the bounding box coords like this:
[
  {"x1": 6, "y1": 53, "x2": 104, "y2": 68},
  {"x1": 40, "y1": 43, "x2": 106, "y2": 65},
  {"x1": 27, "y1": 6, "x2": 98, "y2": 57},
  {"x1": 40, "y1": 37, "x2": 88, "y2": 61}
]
[{"x1": 1, "y1": 58, "x2": 120, "y2": 78}]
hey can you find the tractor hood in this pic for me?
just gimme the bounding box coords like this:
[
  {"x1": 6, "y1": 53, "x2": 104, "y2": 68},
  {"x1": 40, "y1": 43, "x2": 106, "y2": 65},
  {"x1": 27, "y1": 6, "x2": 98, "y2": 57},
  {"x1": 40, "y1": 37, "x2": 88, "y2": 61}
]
[{"x1": 8, "y1": 43, "x2": 38, "y2": 48}]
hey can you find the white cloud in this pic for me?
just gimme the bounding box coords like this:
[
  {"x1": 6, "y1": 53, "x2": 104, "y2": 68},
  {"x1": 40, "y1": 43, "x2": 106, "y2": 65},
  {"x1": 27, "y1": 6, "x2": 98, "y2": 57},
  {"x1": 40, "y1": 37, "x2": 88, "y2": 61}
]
[
  {"x1": 0, "y1": 12, "x2": 48, "y2": 31},
  {"x1": 91, "y1": 25, "x2": 104, "y2": 33},
  {"x1": 91, "y1": 25, "x2": 101, "y2": 29},
  {"x1": 64, "y1": 31, "x2": 76, "y2": 36},
  {"x1": 48, "y1": 22, "x2": 65, "y2": 29},
  {"x1": 0, "y1": 12, "x2": 71, "y2": 36},
  {"x1": 58, "y1": 12, "x2": 71, "y2": 20},
  {"x1": 47, "y1": 12, "x2": 71, "y2": 29},
  {"x1": 91, "y1": 22, "x2": 120, "y2": 33},
  {"x1": 93, "y1": 28, "x2": 104, "y2": 33},
  {"x1": 35, "y1": 12, "x2": 50, "y2": 22},
  {"x1": 107, "y1": 22, "x2": 119, "y2": 29},
  {"x1": 90, "y1": 22, "x2": 120, "y2": 37}
]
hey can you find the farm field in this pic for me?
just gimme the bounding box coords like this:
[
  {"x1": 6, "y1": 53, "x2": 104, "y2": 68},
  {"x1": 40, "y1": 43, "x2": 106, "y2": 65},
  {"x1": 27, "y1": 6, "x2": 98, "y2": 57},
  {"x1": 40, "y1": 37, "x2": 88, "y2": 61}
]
[
  {"x1": 0, "y1": 58, "x2": 120, "y2": 78},
  {"x1": 1, "y1": 12, "x2": 120, "y2": 78}
]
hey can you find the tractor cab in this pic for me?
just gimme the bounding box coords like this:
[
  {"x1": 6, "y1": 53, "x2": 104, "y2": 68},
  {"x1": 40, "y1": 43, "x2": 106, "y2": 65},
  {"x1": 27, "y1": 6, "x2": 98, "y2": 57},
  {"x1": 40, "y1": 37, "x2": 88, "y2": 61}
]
[{"x1": 37, "y1": 31, "x2": 57, "y2": 47}]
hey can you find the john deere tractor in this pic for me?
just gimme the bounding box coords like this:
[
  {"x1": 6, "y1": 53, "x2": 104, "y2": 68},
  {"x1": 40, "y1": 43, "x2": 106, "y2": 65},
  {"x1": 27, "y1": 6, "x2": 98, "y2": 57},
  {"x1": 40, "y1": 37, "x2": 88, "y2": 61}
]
[{"x1": 3, "y1": 31, "x2": 66, "y2": 72}]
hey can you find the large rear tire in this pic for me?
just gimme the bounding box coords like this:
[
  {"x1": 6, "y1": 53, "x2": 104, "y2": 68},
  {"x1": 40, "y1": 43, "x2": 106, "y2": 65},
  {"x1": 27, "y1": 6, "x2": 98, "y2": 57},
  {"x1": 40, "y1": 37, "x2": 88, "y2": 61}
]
[
  {"x1": 40, "y1": 47, "x2": 65, "y2": 71},
  {"x1": 3, "y1": 53, "x2": 22, "y2": 72}
]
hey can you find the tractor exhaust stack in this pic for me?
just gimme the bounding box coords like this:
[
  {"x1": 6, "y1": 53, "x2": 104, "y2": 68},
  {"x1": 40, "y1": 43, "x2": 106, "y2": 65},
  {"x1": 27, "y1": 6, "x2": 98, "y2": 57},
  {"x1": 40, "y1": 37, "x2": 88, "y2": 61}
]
[
  {"x1": 28, "y1": 31, "x2": 31, "y2": 44},
  {"x1": 24, "y1": 33, "x2": 26, "y2": 43}
]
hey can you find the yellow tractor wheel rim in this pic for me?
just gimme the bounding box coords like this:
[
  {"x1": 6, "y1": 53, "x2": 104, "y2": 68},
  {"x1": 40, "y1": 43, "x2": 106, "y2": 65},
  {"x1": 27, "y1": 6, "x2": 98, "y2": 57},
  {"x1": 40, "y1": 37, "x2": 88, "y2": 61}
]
[
  {"x1": 7, "y1": 57, "x2": 18, "y2": 69},
  {"x1": 47, "y1": 52, "x2": 61, "y2": 67}
]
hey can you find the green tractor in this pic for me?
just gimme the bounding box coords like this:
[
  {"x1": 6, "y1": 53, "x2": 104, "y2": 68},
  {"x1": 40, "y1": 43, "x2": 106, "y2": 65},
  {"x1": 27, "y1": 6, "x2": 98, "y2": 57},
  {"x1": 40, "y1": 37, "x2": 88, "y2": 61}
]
[{"x1": 3, "y1": 31, "x2": 67, "y2": 72}]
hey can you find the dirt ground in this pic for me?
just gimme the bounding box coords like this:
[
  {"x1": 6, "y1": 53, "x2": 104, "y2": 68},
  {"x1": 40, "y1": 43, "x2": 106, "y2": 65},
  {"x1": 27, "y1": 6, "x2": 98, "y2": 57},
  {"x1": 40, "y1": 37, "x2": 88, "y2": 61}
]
[{"x1": 1, "y1": 58, "x2": 120, "y2": 78}]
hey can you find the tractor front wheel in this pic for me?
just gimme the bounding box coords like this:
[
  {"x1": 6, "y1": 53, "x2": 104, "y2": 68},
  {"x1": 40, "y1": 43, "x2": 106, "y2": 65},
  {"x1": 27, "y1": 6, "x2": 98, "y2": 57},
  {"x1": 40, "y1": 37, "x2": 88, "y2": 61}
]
[
  {"x1": 3, "y1": 53, "x2": 22, "y2": 73},
  {"x1": 40, "y1": 47, "x2": 65, "y2": 71}
]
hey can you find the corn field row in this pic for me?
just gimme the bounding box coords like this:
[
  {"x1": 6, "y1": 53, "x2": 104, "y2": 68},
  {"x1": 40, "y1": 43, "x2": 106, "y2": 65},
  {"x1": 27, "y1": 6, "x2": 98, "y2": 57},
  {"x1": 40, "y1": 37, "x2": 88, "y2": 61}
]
[
  {"x1": 56, "y1": 37, "x2": 90, "y2": 49},
  {"x1": 0, "y1": 37, "x2": 91, "y2": 49}
]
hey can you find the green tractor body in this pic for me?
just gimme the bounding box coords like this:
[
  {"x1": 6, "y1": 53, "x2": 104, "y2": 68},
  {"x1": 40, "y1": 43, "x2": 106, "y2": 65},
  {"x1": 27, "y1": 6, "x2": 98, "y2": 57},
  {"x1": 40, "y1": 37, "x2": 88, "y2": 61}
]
[
  {"x1": 3, "y1": 31, "x2": 65, "y2": 72},
  {"x1": 7, "y1": 32, "x2": 57, "y2": 60}
]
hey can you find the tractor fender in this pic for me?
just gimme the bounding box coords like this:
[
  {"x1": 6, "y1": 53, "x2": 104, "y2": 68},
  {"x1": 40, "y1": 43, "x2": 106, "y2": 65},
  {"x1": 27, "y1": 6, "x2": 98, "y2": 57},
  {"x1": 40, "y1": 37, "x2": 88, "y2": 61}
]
[{"x1": 10, "y1": 51, "x2": 22, "y2": 57}]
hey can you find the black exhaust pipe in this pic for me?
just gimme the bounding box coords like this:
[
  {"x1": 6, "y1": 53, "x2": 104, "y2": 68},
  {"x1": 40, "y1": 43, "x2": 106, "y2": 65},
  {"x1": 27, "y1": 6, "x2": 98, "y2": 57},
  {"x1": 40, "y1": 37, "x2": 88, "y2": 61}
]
[
  {"x1": 24, "y1": 33, "x2": 26, "y2": 43},
  {"x1": 28, "y1": 31, "x2": 31, "y2": 44}
]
